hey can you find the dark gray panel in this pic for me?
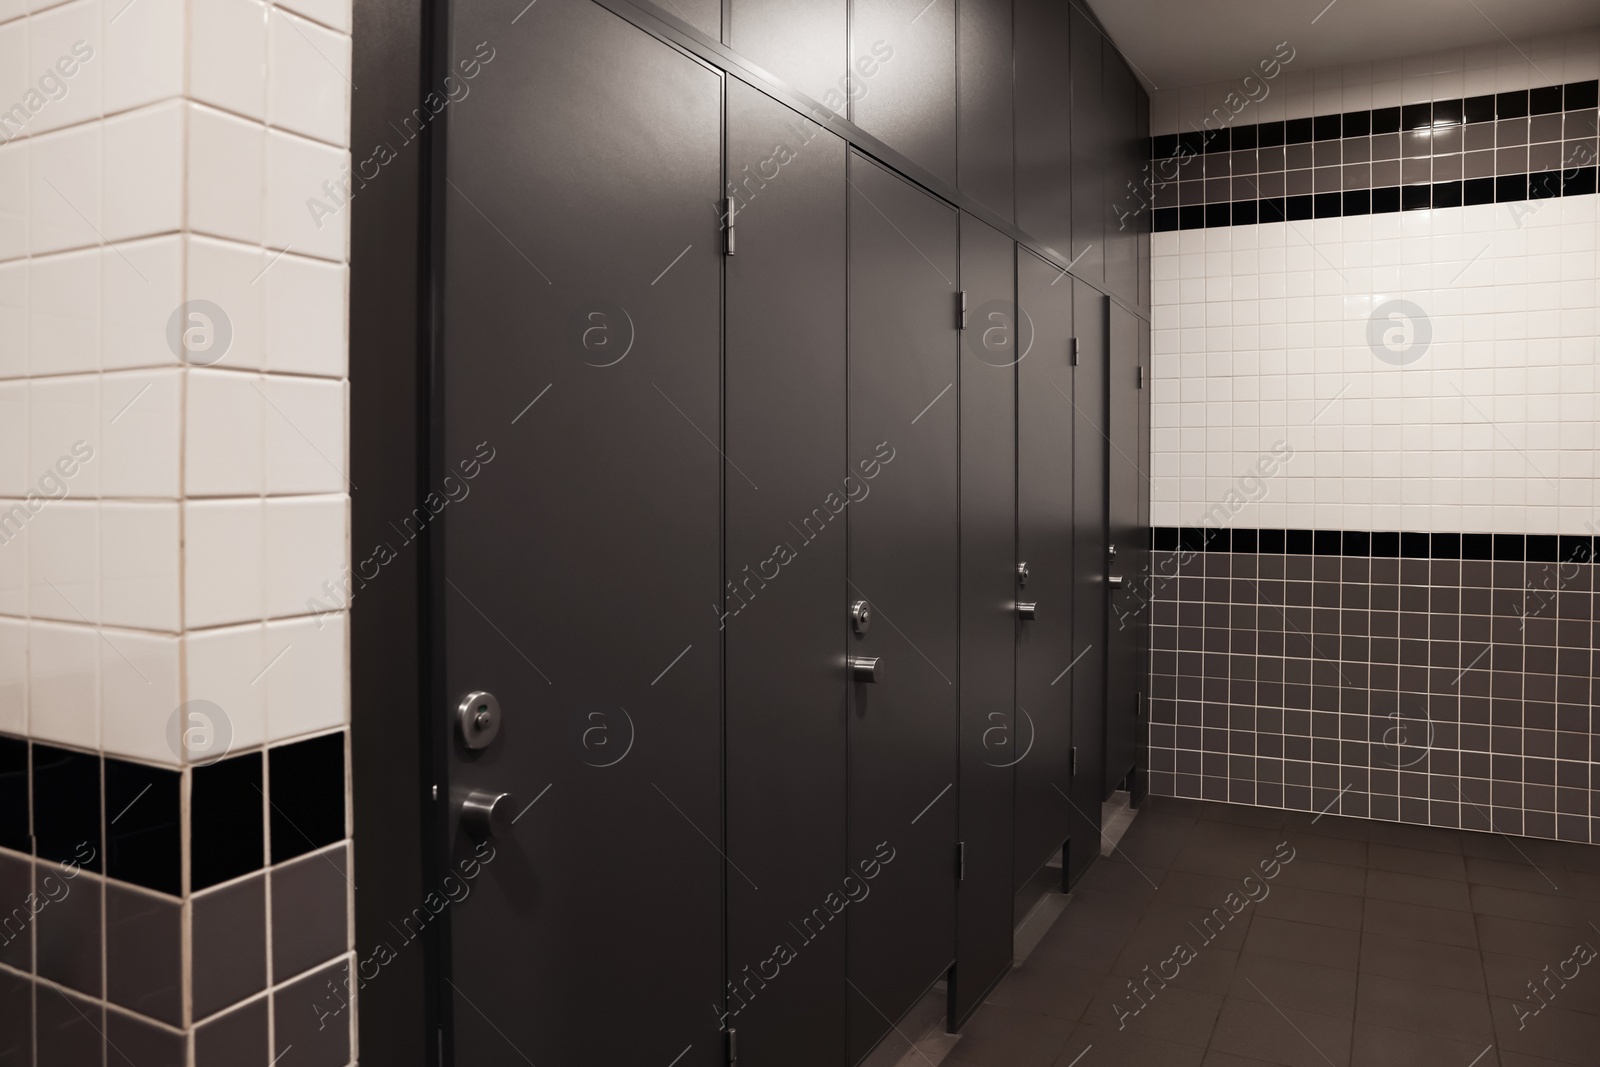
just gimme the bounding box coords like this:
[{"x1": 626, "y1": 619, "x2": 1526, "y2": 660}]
[
  {"x1": 105, "y1": 883, "x2": 182, "y2": 1026},
  {"x1": 850, "y1": 0, "x2": 956, "y2": 186},
  {"x1": 951, "y1": 213, "x2": 1016, "y2": 1026},
  {"x1": 1013, "y1": 0, "x2": 1071, "y2": 256},
  {"x1": 724, "y1": 80, "x2": 849, "y2": 1067},
  {"x1": 1014, "y1": 249, "x2": 1074, "y2": 891},
  {"x1": 1106, "y1": 303, "x2": 1144, "y2": 792},
  {"x1": 1102, "y1": 46, "x2": 1139, "y2": 306},
  {"x1": 1069, "y1": 281, "x2": 1107, "y2": 886},
  {"x1": 845, "y1": 151, "x2": 960, "y2": 1061},
  {"x1": 1136, "y1": 83, "x2": 1152, "y2": 316},
  {"x1": 1133, "y1": 320, "x2": 1151, "y2": 804},
  {"x1": 441, "y1": 1, "x2": 724, "y2": 1063},
  {"x1": 957, "y1": 0, "x2": 1014, "y2": 221},
  {"x1": 729, "y1": 0, "x2": 846, "y2": 110},
  {"x1": 1068, "y1": 7, "x2": 1103, "y2": 284},
  {"x1": 191, "y1": 875, "x2": 266, "y2": 1022}
]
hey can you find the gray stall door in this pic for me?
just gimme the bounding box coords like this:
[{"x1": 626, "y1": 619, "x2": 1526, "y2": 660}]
[
  {"x1": 439, "y1": 1, "x2": 724, "y2": 1062},
  {"x1": 844, "y1": 151, "x2": 961, "y2": 1062}
]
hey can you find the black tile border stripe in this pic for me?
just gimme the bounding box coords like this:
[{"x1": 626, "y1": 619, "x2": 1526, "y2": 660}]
[
  {"x1": 1151, "y1": 80, "x2": 1599, "y2": 160},
  {"x1": 1150, "y1": 526, "x2": 1597, "y2": 564},
  {"x1": 1152, "y1": 168, "x2": 1598, "y2": 230}
]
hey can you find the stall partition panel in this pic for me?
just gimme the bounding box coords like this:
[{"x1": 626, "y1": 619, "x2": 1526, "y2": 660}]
[
  {"x1": 439, "y1": 1, "x2": 724, "y2": 1062},
  {"x1": 1013, "y1": 249, "x2": 1076, "y2": 894},
  {"x1": 950, "y1": 214, "x2": 1018, "y2": 1026},
  {"x1": 724, "y1": 79, "x2": 851, "y2": 1067},
  {"x1": 844, "y1": 151, "x2": 962, "y2": 1061},
  {"x1": 1067, "y1": 282, "x2": 1108, "y2": 886}
]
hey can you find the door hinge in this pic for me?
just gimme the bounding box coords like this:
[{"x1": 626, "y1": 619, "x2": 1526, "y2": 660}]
[
  {"x1": 1137, "y1": 364, "x2": 1144, "y2": 388},
  {"x1": 724, "y1": 197, "x2": 737, "y2": 255},
  {"x1": 957, "y1": 841, "x2": 965, "y2": 882},
  {"x1": 728, "y1": 1028, "x2": 738, "y2": 1066},
  {"x1": 957, "y1": 290, "x2": 968, "y2": 329},
  {"x1": 1070, "y1": 337, "x2": 1079, "y2": 365},
  {"x1": 1070, "y1": 745, "x2": 1078, "y2": 775}
]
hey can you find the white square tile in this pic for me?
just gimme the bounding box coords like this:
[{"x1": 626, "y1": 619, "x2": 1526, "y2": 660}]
[
  {"x1": 185, "y1": 234, "x2": 264, "y2": 369},
  {"x1": 262, "y1": 375, "x2": 344, "y2": 493},
  {"x1": 182, "y1": 622, "x2": 264, "y2": 757},
  {"x1": 0, "y1": 141, "x2": 26, "y2": 261},
  {"x1": 99, "y1": 500, "x2": 178, "y2": 629},
  {"x1": 28, "y1": 620, "x2": 98, "y2": 748},
  {"x1": 0, "y1": 381, "x2": 25, "y2": 494},
  {"x1": 262, "y1": 494, "x2": 344, "y2": 619},
  {"x1": 102, "y1": 0, "x2": 183, "y2": 113},
  {"x1": 0, "y1": 260, "x2": 23, "y2": 374},
  {"x1": 184, "y1": 497, "x2": 263, "y2": 627},
  {"x1": 100, "y1": 368, "x2": 180, "y2": 497},
  {"x1": 28, "y1": 498, "x2": 96, "y2": 621},
  {"x1": 263, "y1": 612, "x2": 345, "y2": 741},
  {"x1": 275, "y1": 0, "x2": 348, "y2": 34},
  {"x1": 187, "y1": 103, "x2": 265, "y2": 244},
  {"x1": 30, "y1": 123, "x2": 103, "y2": 254},
  {"x1": 100, "y1": 629, "x2": 180, "y2": 764},
  {"x1": 267, "y1": 7, "x2": 349, "y2": 147},
  {"x1": 28, "y1": 250, "x2": 100, "y2": 375},
  {"x1": 0, "y1": 21, "x2": 26, "y2": 137},
  {"x1": 103, "y1": 101, "x2": 184, "y2": 241},
  {"x1": 0, "y1": 617, "x2": 25, "y2": 735},
  {"x1": 184, "y1": 368, "x2": 264, "y2": 495},
  {"x1": 266, "y1": 129, "x2": 347, "y2": 260},
  {"x1": 263, "y1": 253, "x2": 345, "y2": 377},
  {"x1": 28, "y1": 375, "x2": 98, "y2": 496},
  {"x1": 188, "y1": 0, "x2": 266, "y2": 120},
  {"x1": 27, "y1": 0, "x2": 103, "y2": 134},
  {"x1": 103, "y1": 235, "x2": 182, "y2": 371},
  {"x1": 0, "y1": 508, "x2": 25, "y2": 615},
  {"x1": 0, "y1": 0, "x2": 20, "y2": 23}
]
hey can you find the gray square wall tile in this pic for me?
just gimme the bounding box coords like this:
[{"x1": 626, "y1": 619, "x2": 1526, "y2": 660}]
[
  {"x1": 107, "y1": 1008, "x2": 185, "y2": 1067},
  {"x1": 34, "y1": 984, "x2": 101, "y2": 1067},
  {"x1": 0, "y1": 851, "x2": 31, "y2": 972},
  {"x1": 106, "y1": 883, "x2": 184, "y2": 1026},
  {"x1": 271, "y1": 844, "x2": 351, "y2": 982},
  {"x1": 0, "y1": 969, "x2": 31, "y2": 1064},
  {"x1": 275, "y1": 960, "x2": 352, "y2": 1067},
  {"x1": 34, "y1": 865, "x2": 101, "y2": 998},
  {"x1": 192, "y1": 874, "x2": 268, "y2": 1022},
  {"x1": 195, "y1": 997, "x2": 269, "y2": 1067}
]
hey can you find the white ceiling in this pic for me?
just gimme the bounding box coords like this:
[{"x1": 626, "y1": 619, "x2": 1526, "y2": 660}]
[{"x1": 1086, "y1": 0, "x2": 1600, "y2": 91}]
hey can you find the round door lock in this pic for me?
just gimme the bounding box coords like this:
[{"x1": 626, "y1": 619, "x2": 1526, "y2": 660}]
[
  {"x1": 851, "y1": 599, "x2": 872, "y2": 635},
  {"x1": 1017, "y1": 561, "x2": 1030, "y2": 586},
  {"x1": 457, "y1": 691, "x2": 502, "y2": 750}
]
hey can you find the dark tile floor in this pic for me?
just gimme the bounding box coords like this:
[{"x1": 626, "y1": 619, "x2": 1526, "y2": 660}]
[{"x1": 946, "y1": 796, "x2": 1600, "y2": 1067}]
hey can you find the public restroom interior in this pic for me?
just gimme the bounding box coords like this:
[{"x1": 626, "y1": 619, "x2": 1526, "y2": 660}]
[{"x1": 0, "y1": 0, "x2": 1598, "y2": 1063}]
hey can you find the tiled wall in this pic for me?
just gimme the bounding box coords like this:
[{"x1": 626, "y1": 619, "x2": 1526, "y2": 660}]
[
  {"x1": 1145, "y1": 529, "x2": 1597, "y2": 845},
  {"x1": 0, "y1": 0, "x2": 354, "y2": 1063},
  {"x1": 1142, "y1": 37, "x2": 1600, "y2": 845}
]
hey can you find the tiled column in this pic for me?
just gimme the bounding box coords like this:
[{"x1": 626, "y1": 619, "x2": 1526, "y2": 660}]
[{"x1": 0, "y1": 0, "x2": 354, "y2": 1064}]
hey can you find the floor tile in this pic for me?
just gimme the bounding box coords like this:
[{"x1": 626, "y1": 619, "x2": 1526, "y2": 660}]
[
  {"x1": 1055, "y1": 1021, "x2": 1208, "y2": 1067},
  {"x1": 1255, "y1": 885, "x2": 1364, "y2": 931},
  {"x1": 1229, "y1": 953, "x2": 1359, "y2": 1017},
  {"x1": 1348, "y1": 1022, "x2": 1498, "y2": 1067},
  {"x1": 1358, "y1": 931, "x2": 1486, "y2": 994},
  {"x1": 1355, "y1": 972, "x2": 1494, "y2": 1043},
  {"x1": 1363, "y1": 868, "x2": 1473, "y2": 912},
  {"x1": 1242, "y1": 915, "x2": 1361, "y2": 970},
  {"x1": 1208, "y1": 997, "x2": 1353, "y2": 1067},
  {"x1": 1362, "y1": 898, "x2": 1479, "y2": 948},
  {"x1": 1366, "y1": 844, "x2": 1468, "y2": 882}
]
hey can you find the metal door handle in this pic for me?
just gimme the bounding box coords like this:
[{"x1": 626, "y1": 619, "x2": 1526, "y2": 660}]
[
  {"x1": 1108, "y1": 575, "x2": 1124, "y2": 588},
  {"x1": 848, "y1": 656, "x2": 881, "y2": 683},
  {"x1": 1017, "y1": 601, "x2": 1037, "y2": 620},
  {"x1": 851, "y1": 600, "x2": 872, "y2": 635},
  {"x1": 461, "y1": 790, "x2": 514, "y2": 839}
]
